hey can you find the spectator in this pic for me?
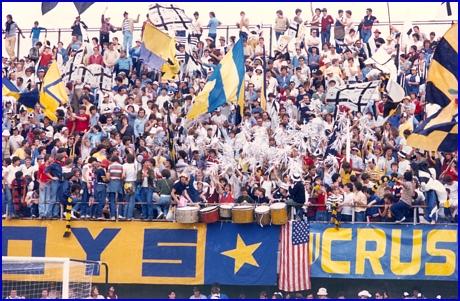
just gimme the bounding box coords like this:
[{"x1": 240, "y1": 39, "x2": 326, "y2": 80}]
[
  {"x1": 71, "y1": 15, "x2": 88, "y2": 42},
  {"x1": 118, "y1": 11, "x2": 140, "y2": 54}
]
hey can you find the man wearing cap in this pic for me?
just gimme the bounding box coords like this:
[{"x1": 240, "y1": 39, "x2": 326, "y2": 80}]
[
  {"x1": 358, "y1": 290, "x2": 372, "y2": 299},
  {"x1": 2, "y1": 130, "x2": 13, "y2": 160},
  {"x1": 286, "y1": 173, "x2": 306, "y2": 219},
  {"x1": 317, "y1": 288, "x2": 328, "y2": 299},
  {"x1": 405, "y1": 67, "x2": 420, "y2": 96},
  {"x1": 100, "y1": 6, "x2": 118, "y2": 46},
  {"x1": 373, "y1": 29, "x2": 385, "y2": 48},
  {"x1": 114, "y1": 50, "x2": 132, "y2": 77},
  {"x1": 216, "y1": 36, "x2": 228, "y2": 56}
]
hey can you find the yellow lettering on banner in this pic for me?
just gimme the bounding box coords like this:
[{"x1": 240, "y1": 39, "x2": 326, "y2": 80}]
[
  {"x1": 390, "y1": 230, "x2": 422, "y2": 275},
  {"x1": 355, "y1": 229, "x2": 386, "y2": 275},
  {"x1": 7, "y1": 240, "x2": 32, "y2": 257},
  {"x1": 425, "y1": 230, "x2": 457, "y2": 276},
  {"x1": 309, "y1": 232, "x2": 320, "y2": 265},
  {"x1": 321, "y1": 228, "x2": 352, "y2": 274}
]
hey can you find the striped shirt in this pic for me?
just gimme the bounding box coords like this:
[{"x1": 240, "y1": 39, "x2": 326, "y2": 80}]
[
  {"x1": 123, "y1": 19, "x2": 130, "y2": 32},
  {"x1": 108, "y1": 163, "x2": 123, "y2": 181},
  {"x1": 326, "y1": 194, "x2": 343, "y2": 212}
]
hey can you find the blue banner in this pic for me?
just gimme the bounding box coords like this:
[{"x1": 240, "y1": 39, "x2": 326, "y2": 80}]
[
  {"x1": 205, "y1": 223, "x2": 280, "y2": 285},
  {"x1": 309, "y1": 223, "x2": 458, "y2": 281}
]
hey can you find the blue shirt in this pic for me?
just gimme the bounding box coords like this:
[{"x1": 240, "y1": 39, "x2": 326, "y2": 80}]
[
  {"x1": 133, "y1": 117, "x2": 148, "y2": 138},
  {"x1": 45, "y1": 161, "x2": 63, "y2": 181},
  {"x1": 276, "y1": 74, "x2": 291, "y2": 89},
  {"x1": 31, "y1": 27, "x2": 47, "y2": 39},
  {"x1": 116, "y1": 57, "x2": 133, "y2": 71},
  {"x1": 208, "y1": 18, "x2": 220, "y2": 34},
  {"x1": 129, "y1": 46, "x2": 141, "y2": 59},
  {"x1": 88, "y1": 132, "x2": 104, "y2": 148}
]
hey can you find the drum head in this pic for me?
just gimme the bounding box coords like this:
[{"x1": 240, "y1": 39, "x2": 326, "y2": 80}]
[
  {"x1": 220, "y1": 204, "x2": 234, "y2": 209},
  {"x1": 234, "y1": 205, "x2": 253, "y2": 210},
  {"x1": 178, "y1": 206, "x2": 199, "y2": 211},
  {"x1": 255, "y1": 205, "x2": 270, "y2": 213},
  {"x1": 201, "y1": 206, "x2": 217, "y2": 213},
  {"x1": 270, "y1": 202, "x2": 287, "y2": 209}
]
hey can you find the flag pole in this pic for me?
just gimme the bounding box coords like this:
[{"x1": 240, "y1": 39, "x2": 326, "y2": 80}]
[
  {"x1": 262, "y1": 44, "x2": 268, "y2": 110},
  {"x1": 386, "y1": 3, "x2": 391, "y2": 34},
  {"x1": 346, "y1": 118, "x2": 351, "y2": 163}
]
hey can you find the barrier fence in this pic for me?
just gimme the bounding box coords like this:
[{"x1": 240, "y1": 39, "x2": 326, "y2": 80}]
[
  {"x1": 4, "y1": 201, "x2": 442, "y2": 226},
  {"x1": 12, "y1": 20, "x2": 455, "y2": 60}
]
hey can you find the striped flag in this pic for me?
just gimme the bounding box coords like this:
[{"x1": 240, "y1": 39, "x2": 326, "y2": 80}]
[{"x1": 279, "y1": 220, "x2": 311, "y2": 292}]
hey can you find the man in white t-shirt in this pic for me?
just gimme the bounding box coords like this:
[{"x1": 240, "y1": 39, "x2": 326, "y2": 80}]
[
  {"x1": 9, "y1": 127, "x2": 24, "y2": 152},
  {"x1": 210, "y1": 108, "x2": 227, "y2": 125}
]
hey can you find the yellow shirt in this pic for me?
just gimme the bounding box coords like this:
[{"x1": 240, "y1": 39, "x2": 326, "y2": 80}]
[
  {"x1": 341, "y1": 169, "x2": 356, "y2": 185},
  {"x1": 13, "y1": 148, "x2": 26, "y2": 160},
  {"x1": 235, "y1": 158, "x2": 249, "y2": 173},
  {"x1": 398, "y1": 122, "x2": 413, "y2": 137}
]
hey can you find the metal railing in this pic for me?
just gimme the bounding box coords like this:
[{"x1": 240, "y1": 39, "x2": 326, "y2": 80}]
[
  {"x1": 13, "y1": 19, "x2": 456, "y2": 60},
  {"x1": 4, "y1": 201, "x2": 450, "y2": 226}
]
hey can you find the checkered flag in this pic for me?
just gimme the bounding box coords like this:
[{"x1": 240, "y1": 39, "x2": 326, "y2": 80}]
[{"x1": 148, "y1": 3, "x2": 192, "y2": 32}]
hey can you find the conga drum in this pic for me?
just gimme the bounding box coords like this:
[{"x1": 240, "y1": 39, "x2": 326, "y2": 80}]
[
  {"x1": 219, "y1": 204, "x2": 234, "y2": 219},
  {"x1": 200, "y1": 206, "x2": 219, "y2": 223},
  {"x1": 254, "y1": 205, "x2": 271, "y2": 226},
  {"x1": 270, "y1": 202, "x2": 288, "y2": 225},
  {"x1": 175, "y1": 206, "x2": 199, "y2": 223},
  {"x1": 232, "y1": 205, "x2": 254, "y2": 224}
]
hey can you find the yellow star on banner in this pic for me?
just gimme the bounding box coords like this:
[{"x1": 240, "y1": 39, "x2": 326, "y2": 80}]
[{"x1": 221, "y1": 234, "x2": 262, "y2": 274}]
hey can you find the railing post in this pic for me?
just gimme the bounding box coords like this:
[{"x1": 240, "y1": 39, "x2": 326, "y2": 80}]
[
  {"x1": 226, "y1": 26, "x2": 229, "y2": 43},
  {"x1": 17, "y1": 32, "x2": 21, "y2": 60},
  {"x1": 269, "y1": 26, "x2": 273, "y2": 58},
  {"x1": 58, "y1": 29, "x2": 61, "y2": 43},
  {"x1": 351, "y1": 205, "x2": 355, "y2": 224},
  {"x1": 413, "y1": 207, "x2": 417, "y2": 225}
]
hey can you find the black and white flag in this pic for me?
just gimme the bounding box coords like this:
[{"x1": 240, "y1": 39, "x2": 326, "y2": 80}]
[
  {"x1": 148, "y1": 3, "x2": 192, "y2": 32},
  {"x1": 326, "y1": 81, "x2": 380, "y2": 112}
]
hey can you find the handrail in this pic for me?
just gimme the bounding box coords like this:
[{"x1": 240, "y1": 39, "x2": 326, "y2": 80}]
[{"x1": 13, "y1": 19, "x2": 455, "y2": 60}]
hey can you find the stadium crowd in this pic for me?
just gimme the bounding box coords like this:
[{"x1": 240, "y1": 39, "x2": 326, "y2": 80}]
[
  {"x1": 4, "y1": 283, "x2": 449, "y2": 299},
  {"x1": 1, "y1": 5, "x2": 458, "y2": 224}
]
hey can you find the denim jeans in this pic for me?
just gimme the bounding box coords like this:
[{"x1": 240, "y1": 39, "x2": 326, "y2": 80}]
[
  {"x1": 46, "y1": 181, "x2": 61, "y2": 217},
  {"x1": 108, "y1": 192, "x2": 123, "y2": 217},
  {"x1": 94, "y1": 183, "x2": 106, "y2": 218},
  {"x1": 315, "y1": 210, "x2": 328, "y2": 221},
  {"x1": 154, "y1": 194, "x2": 172, "y2": 216},
  {"x1": 124, "y1": 181, "x2": 136, "y2": 219},
  {"x1": 390, "y1": 201, "x2": 410, "y2": 221},
  {"x1": 208, "y1": 33, "x2": 217, "y2": 42},
  {"x1": 81, "y1": 182, "x2": 91, "y2": 217},
  {"x1": 355, "y1": 211, "x2": 366, "y2": 222},
  {"x1": 140, "y1": 187, "x2": 154, "y2": 219},
  {"x1": 4, "y1": 185, "x2": 13, "y2": 216},
  {"x1": 321, "y1": 31, "x2": 331, "y2": 44},
  {"x1": 361, "y1": 29, "x2": 372, "y2": 43},
  {"x1": 123, "y1": 31, "x2": 133, "y2": 54},
  {"x1": 275, "y1": 31, "x2": 284, "y2": 41},
  {"x1": 424, "y1": 190, "x2": 437, "y2": 223},
  {"x1": 32, "y1": 38, "x2": 39, "y2": 48},
  {"x1": 38, "y1": 182, "x2": 51, "y2": 217}
]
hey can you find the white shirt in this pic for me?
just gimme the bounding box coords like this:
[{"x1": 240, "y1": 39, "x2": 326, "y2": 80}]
[
  {"x1": 113, "y1": 94, "x2": 127, "y2": 109},
  {"x1": 156, "y1": 95, "x2": 170, "y2": 111},
  {"x1": 123, "y1": 163, "x2": 138, "y2": 182},
  {"x1": 6, "y1": 165, "x2": 21, "y2": 185},
  {"x1": 445, "y1": 181, "x2": 458, "y2": 206},
  {"x1": 398, "y1": 159, "x2": 411, "y2": 175},
  {"x1": 21, "y1": 164, "x2": 38, "y2": 180},
  {"x1": 211, "y1": 114, "x2": 227, "y2": 124},
  {"x1": 191, "y1": 18, "x2": 203, "y2": 35},
  {"x1": 9, "y1": 135, "x2": 24, "y2": 152}
]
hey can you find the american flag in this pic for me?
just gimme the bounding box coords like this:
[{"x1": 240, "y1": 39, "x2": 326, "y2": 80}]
[{"x1": 279, "y1": 220, "x2": 311, "y2": 292}]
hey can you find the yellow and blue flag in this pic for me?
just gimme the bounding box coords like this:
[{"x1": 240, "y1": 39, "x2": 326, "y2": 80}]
[
  {"x1": 2, "y1": 76, "x2": 20, "y2": 100},
  {"x1": 40, "y1": 61, "x2": 68, "y2": 122},
  {"x1": 204, "y1": 223, "x2": 279, "y2": 285},
  {"x1": 142, "y1": 22, "x2": 179, "y2": 81},
  {"x1": 187, "y1": 38, "x2": 246, "y2": 119},
  {"x1": 407, "y1": 23, "x2": 458, "y2": 152}
]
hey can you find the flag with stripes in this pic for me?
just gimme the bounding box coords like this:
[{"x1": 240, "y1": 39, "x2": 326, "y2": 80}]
[
  {"x1": 325, "y1": 81, "x2": 380, "y2": 112},
  {"x1": 148, "y1": 3, "x2": 192, "y2": 32},
  {"x1": 279, "y1": 220, "x2": 311, "y2": 292},
  {"x1": 407, "y1": 23, "x2": 458, "y2": 152}
]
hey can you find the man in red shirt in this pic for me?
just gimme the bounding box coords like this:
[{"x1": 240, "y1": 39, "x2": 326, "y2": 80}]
[
  {"x1": 37, "y1": 154, "x2": 52, "y2": 219},
  {"x1": 320, "y1": 8, "x2": 334, "y2": 45},
  {"x1": 74, "y1": 106, "x2": 90, "y2": 133},
  {"x1": 88, "y1": 46, "x2": 104, "y2": 66}
]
